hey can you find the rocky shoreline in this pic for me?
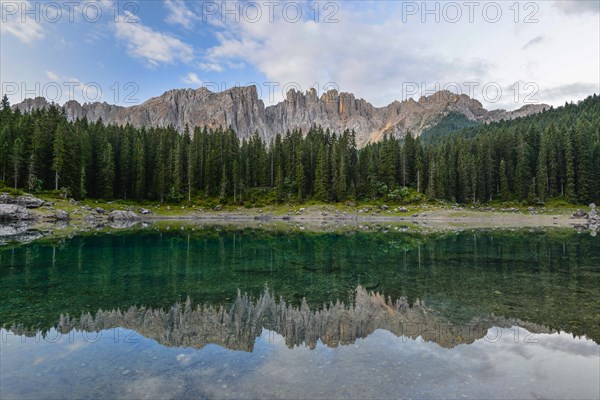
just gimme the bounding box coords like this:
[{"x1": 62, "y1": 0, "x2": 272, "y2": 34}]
[{"x1": 1, "y1": 193, "x2": 598, "y2": 243}]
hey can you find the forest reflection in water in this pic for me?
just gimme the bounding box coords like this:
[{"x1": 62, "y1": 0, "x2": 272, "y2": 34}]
[{"x1": 1, "y1": 226, "x2": 599, "y2": 341}]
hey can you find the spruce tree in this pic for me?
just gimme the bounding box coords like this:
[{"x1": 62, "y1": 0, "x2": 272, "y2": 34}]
[
  {"x1": 133, "y1": 137, "x2": 145, "y2": 200},
  {"x1": 52, "y1": 123, "x2": 66, "y2": 190},
  {"x1": 99, "y1": 139, "x2": 115, "y2": 199},
  {"x1": 499, "y1": 159, "x2": 509, "y2": 200},
  {"x1": 314, "y1": 146, "x2": 329, "y2": 201},
  {"x1": 11, "y1": 138, "x2": 23, "y2": 189},
  {"x1": 295, "y1": 148, "x2": 305, "y2": 202}
]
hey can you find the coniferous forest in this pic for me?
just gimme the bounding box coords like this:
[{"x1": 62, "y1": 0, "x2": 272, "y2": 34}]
[{"x1": 1, "y1": 94, "x2": 599, "y2": 205}]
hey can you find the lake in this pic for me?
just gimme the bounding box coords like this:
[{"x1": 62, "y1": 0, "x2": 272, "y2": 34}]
[{"x1": 1, "y1": 224, "x2": 599, "y2": 399}]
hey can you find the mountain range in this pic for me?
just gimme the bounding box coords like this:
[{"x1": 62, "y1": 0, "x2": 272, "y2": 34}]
[{"x1": 13, "y1": 86, "x2": 550, "y2": 147}]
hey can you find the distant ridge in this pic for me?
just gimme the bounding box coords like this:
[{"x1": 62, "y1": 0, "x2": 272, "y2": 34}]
[{"x1": 13, "y1": 86, "x2": 550, "y2": 147}]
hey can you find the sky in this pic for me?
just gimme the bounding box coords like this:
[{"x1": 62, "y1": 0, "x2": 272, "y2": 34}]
[{"x1": 1, "y1": 0, "x2": 599, "y2": 110}]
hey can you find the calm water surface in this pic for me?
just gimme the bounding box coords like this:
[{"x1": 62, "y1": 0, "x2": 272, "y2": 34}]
[{"x1": 1, "y1": 226, "x2": 599, "y2": 399}]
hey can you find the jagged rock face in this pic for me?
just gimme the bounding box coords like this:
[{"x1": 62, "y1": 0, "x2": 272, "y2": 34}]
[{"x1": 12, "y1": 87, "x2": 550, "y2": 147}]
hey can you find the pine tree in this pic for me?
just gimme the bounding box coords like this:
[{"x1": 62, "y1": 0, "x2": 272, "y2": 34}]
[
  {"x1": 172, "y1": 136, "x2": 182, "y2": 197},
  {"x1": 98, "y1": 139, "x2": 114, "y2": 199},
  {"x1": 275, "y1": 164, "x2": 284, "y2": 202},
  {"x1": 233, "y1": 159, "x2": 241, "y2": 203},
  {"x1": 295, "y1": 148, "x2": 305, "y2": 202},
  {"x1": 563, "y1": 129, "x2": 576, "y2": 201},
  {"x1": 380, "y1": 135, "x2": 396, "y2": 189},
  {"x1": 1, "y1": 95, "x2": 9, "y2": 111},
  {"x1": 314, "y1": 146, "x2": 329, "y2": 201},
  {"x1": 336, "y1": 150, "x2": 347, "y2": 200},
  {"x1": 415, "y1": 137, "x2": 424, "y2": 193},
  {"x1": 536, "y1": 135, "x2": 549, "y2": 202},
  {"x1": 426, "y1": 160, "x2": 437, "y2": 198},
  {"x1": 402, "y1": 132, "x2": 416, "y2": 187},
  {"x1": 0, "y1": 126, "x2": 10, "y2": 183},
  {"x1": 119, "y1": 133, "x2": 131, "y2": 199},
  {"x1": 219, "y1": 164, "x2": 228, "y2": 200},
  {"x1": 514, "y1": 137, "x2": 531, "y2": 199},
  {"x1": 499, "y1": 159, "x2": 509, "y2": 200},
  {"x1": 11, "y1": 138, "x2": 23, "y2": 189},
  {"x1": 52, "y1": 124, "x2": 66, "y2": 190},
  {"x1": 132, "y1": 137, "x2": 145, "y2": 200}
]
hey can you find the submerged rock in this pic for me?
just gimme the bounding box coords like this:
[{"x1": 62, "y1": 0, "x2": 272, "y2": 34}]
[
  {"x1": 0, "y1": 222, "x2": 44, "y2": 244},
  {"x1": 108, "y1": 220, "x2": 140, "y2": 229},
  {"x1": 0, "y1": 221, "x2": 29, "y2": 237},
  {"x1": 108, "y1": 210, "x2": 140, "y2": 221}
]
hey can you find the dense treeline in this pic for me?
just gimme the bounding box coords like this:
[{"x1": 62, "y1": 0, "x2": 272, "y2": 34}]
[{"x1": 1, "y1": 94, "x2": 599, "y2": 204}]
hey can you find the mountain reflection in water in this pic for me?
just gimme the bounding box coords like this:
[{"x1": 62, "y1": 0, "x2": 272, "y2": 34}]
[{"x1": 8, "y1": 286, "x2": 559, "y2": 351}]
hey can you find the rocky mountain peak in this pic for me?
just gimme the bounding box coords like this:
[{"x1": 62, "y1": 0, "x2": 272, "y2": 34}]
[{"x1": 12, "y1": 86, "x2": 550, "y2": 147}]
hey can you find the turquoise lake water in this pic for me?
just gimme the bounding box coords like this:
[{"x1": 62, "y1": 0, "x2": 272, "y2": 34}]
[{"x1": 1, "y1": 226, "x2": 598, "y2": 399}]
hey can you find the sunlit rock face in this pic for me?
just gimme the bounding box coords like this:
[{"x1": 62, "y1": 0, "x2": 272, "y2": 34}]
[
  {"x1": 12, "y1": 88, "x2": 549, "y2": 147},
  {"x1": 8, "y1": 287, "x2": 554, "y2": 352}
]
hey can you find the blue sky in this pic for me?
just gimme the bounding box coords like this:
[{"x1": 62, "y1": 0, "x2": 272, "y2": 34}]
[{"x1": 1, "y1": 0, "x2": 599, "y2": 110}]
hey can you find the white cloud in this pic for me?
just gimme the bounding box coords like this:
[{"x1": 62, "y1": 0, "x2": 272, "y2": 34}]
[
  {"x1": 203, "y1": 7, "x2": 487, "y2": 106},
  {"x1": 197, "y1": 62, "x2": 224, "y2": 72},
  {"x1": 553, "y1": 0, "x2": 599, "y2": 15},
  {"x1": 542, "y1": 83, "x2": 600, "y2": 103},
  {"x1": 183, "y1": 72, "x2": 202, "y2": 85},
  {"x1": 114, "y1": 13, "x2": 194, "y2": 66},
  {"x1": 39, "y1": 71, "x2": 100, "y2": 104},
  {"x1": 46, "y1": 71, "x2": 60, "y2": 81},
  {"x1": 203, "y1": 2, "x2": 599, "y2": 109},
  {"x1": 0, "y1": 0, "x2": 44, "y2": 43},
  {"x1": 164, "y1": 0, "x2": 198, "y2": 28},
  {"x1": 522, "y1": 36, "x2": 544, "y2": 50}
]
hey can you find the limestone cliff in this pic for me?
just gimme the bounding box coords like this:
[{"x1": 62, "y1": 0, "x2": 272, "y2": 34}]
[{"x1": 13, "y1": 87, "x2": 550, "y2": 147}]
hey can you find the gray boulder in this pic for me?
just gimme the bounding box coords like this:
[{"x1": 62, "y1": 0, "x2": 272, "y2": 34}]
[
  {"x1": 0, "y1": 222, "x2": 44, "y2": 244},
  {"x1": 108, "y1": 210, "x2": 140, "y2": 221},
  {"x1": 55, "y1": 210, "x2": 70, "y2": 220},
  {"x1": 588, "y1": 203, "x2": 598, "y2": 221},
  {"x1": 0, "y1": 194, "x2": 45, "y2": 208},
  {"x1": 572, "y1": 209, "x2": 588, "y2": 219}
]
